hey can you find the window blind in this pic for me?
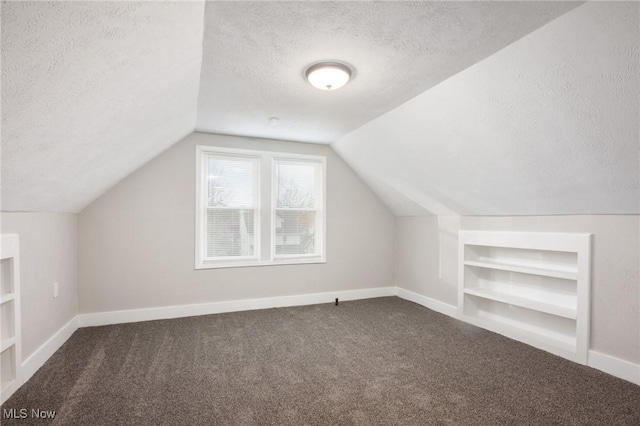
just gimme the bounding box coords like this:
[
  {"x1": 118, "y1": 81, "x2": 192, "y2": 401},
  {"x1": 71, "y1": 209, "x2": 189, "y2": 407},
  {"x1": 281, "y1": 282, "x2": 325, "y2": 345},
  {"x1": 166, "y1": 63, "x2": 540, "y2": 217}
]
[
  {"x1": 196, "y1": 145, "x2": 325, "y2": 268},
  {"x1": 204, "y1": 154, "x2": 258, "y2": 259},
  {"x1": 274, "y1": 160, "x2": 321, "y2": 257}
]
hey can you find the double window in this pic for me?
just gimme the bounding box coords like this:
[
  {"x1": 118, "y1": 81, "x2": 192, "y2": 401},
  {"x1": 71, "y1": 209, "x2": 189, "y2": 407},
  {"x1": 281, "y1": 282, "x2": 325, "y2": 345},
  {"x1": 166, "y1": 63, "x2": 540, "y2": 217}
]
[{"x1": 195, "y1": 146, "x2": 326, "y2": 269}]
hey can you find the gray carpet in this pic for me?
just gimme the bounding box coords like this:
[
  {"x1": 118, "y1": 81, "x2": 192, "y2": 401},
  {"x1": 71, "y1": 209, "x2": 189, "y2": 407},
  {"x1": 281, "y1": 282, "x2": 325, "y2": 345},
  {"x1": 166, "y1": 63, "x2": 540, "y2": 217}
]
[{"x1": 2, "y1": 297, "x2": 639, "y2": 425}]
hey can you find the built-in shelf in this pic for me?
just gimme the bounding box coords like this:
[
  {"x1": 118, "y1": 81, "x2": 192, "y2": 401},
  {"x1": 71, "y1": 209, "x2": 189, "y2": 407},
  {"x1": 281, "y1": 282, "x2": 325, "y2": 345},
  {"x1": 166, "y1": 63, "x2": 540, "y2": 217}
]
[
  {"x1": 0, "y1": 345, "x2": 16, "y2": 395},
  {"x1": 464, "y1": 288, "x2": 577, "y2": 319},
  {"x1": 458, "y1": 231, "x2": 591, "y2": 364},
  {"x1": 0, "y1": 338, "x2": 15, "y2": 353},
  {"x1": 1, "y1": 234, "x2": 22, "y2": 405},
  {"x1": 0, "y1": 294, "x2": 15, "y2": 304},
  {"x1": 463, "y1": 260, "x2": 577, "y2": 281},
  {"x1": 463, "y1": 313, "x2": 576, "y2": 355}
]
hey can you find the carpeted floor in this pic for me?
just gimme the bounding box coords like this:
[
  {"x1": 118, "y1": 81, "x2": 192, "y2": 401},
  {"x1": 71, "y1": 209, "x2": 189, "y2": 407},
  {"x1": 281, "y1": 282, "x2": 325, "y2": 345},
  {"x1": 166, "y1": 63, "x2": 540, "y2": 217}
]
[{"x1": 2, "y1": 297, "x2": 639, "y2": 425}]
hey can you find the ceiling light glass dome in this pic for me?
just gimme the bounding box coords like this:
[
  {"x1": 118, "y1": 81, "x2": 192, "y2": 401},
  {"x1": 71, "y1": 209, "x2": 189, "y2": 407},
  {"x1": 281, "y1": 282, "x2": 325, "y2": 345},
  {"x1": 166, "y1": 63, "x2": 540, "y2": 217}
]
[{"x1": 305, "y1": 62, "x2": 353, "y2": 91}]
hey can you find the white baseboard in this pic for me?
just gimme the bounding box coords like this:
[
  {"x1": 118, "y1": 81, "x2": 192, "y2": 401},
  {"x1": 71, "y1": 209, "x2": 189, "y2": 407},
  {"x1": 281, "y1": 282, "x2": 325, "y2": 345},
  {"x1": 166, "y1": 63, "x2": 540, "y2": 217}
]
[
  {"x1": 22, "y1": 316, "x2": 78, "y2": 383},
  {"x1": 588, "y1": 350, "x2": 640, "y2": 385},
  {"x1": 78, "y1": 286, "x2": 397, "y2": 328},
  {"x1": 395, "y1": 287, "x2": 640, "y2": 386},
  {"x1": 396, "y1": 287, "x2": 457, "y2": 318},
  {"x1": 16, "y1": 288, "x2": 640, "y2": 406}
]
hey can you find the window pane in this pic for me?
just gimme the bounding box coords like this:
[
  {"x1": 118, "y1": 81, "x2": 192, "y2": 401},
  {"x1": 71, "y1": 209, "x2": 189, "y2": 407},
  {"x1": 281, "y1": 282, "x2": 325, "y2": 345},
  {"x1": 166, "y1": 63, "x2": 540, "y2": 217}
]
[
  {"x1": 276, "y1": 162, "x2": 315, "y2": 208},
  {"x1": 275, "y1": 210, "x2": 315, "y2": 255},
  {"x1": 207, "y1": 209, "x2": 255, "y2": 257},
  {"x1": 207, "y1": 156, "x2": 255, "y2": 207}
]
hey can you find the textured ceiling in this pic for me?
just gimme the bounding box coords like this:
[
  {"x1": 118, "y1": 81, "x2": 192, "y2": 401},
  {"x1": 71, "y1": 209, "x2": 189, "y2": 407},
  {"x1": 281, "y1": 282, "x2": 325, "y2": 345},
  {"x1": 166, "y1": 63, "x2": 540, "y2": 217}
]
[
  {"x1": 4, "y1": 1, "x2": 623, "y2": 216},
  {"x1": 333, "y1": 2, "x2": 640, "y2": 216},
  {"x1": 1, "y1": 1, "x2": 204, "y2": 212},
  {"x1": 196, "y1": 1, "x2": 580, "y2": 144}
]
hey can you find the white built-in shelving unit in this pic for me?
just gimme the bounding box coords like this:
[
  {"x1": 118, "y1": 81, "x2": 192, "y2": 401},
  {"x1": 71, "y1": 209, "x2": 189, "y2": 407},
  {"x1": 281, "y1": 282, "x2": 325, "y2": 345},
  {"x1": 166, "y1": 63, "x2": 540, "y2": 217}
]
[
  {"x1": 1, "y1": 234, "x2": 22, "y2": 404},
  {"x1": 458, "y1": 231, "x2": 591, "y2": 364}
]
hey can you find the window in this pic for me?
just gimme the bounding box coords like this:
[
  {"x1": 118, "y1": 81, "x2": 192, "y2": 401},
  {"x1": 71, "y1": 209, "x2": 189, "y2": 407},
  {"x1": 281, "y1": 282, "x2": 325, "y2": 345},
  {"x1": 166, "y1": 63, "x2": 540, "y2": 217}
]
[
  {"x1": 196, "y1": 146, "x2": 325, "y2": 269},
  {"x1": 202, "y1": 154, "x2": 259, "y2": 261},
  {"x1": 274, "y1": 159, "x2": 323, "y2": 258}
]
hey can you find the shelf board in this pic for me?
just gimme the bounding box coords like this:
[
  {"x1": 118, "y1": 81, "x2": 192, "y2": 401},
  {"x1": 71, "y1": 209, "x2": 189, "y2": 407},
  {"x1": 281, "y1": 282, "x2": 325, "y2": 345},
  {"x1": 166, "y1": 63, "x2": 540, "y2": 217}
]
[
  {"x1": 462, "y1": 314, "x2": 576, "y2": 356},
  {"x1": 464, "y1": 260, "x2": 577, "y2": 280},
  {"x1": 0, "y1": 293, "x2": 15, "y2": 304},
  {"x1": 1, "y1": 379, "x2": 15, "y2": 392},
  {"x1": 464, "y1": 288, "x2": 577, "y2": 319},
  {"x1": 0, "y1": 337, "x2": 15, "y2": 352}
]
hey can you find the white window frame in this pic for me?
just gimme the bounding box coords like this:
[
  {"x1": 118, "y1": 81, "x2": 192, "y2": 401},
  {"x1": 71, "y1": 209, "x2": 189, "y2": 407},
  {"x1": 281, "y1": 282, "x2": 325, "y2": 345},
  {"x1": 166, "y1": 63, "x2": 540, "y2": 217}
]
[
  {"x1": 272, "y1": 157, "x2": 325, "y2": 262},
  {"x1": 195, "y1": 145, "x2": 326, "y2": 269},
  {"x1": 195, "y1": 148, "x2": 261, "y2": 268}
]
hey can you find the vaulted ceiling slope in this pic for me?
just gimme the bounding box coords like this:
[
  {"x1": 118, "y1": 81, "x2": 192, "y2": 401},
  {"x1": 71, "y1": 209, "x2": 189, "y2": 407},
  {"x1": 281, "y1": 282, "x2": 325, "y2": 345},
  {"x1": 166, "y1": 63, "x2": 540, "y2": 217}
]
[
  {"x1": 196, "y1": 1, "x2": 579, "y2": 143},
  {"x1": 0, "y1": 1, "x2": 597, "y2": 214},
  {"x1": 333, "y1": 2, "x2": 640, "y2": 216},
  {"x1": 1, "y1": 1, "x2": 204, "y2": 212}
]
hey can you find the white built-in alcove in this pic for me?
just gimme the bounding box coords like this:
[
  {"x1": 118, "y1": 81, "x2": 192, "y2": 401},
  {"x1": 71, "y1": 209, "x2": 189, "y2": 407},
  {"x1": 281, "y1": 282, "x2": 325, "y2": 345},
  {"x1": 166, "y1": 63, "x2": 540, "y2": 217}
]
[
  {"x1": 458, "y1": 231, "x2": 591, "y2": 364},
  {"x1": 1, "y1": 234, "x2": 22, "y2": 404}
]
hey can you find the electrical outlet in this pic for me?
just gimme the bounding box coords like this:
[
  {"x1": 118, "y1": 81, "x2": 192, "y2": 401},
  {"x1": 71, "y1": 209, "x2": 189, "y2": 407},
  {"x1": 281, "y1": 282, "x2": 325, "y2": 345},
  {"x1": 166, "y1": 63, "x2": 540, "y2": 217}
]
[{"x1": 53, "y1": 282, "x2": 59, "y2": 298}]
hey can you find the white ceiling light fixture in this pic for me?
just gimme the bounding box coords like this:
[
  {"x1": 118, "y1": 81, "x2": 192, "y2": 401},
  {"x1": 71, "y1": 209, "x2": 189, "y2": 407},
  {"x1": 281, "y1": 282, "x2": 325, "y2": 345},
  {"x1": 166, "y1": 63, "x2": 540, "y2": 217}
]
[{"x1": 305, "y1": 62, "x2": 353, "y2": 91}]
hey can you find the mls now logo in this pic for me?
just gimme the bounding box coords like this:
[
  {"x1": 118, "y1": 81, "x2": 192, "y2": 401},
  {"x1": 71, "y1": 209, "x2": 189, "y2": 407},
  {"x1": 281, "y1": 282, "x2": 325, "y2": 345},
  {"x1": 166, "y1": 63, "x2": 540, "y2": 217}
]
[{"x1": 3, "y1": 408, "x2": 56, "y2": 419}]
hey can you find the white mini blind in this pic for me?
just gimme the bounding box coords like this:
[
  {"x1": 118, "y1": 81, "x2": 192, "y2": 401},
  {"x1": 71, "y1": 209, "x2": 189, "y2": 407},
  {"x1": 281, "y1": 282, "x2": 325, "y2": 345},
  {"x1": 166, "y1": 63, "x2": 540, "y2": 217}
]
[
  {"x1": 203, "y1": 154, "x2": 259, "y2": 259},
  {"x1": 196, "y1": 145, "x2": 325, "y2": 269},
  {"x1": 274, "y1": 159, "x2": 322, "y2": 257}
]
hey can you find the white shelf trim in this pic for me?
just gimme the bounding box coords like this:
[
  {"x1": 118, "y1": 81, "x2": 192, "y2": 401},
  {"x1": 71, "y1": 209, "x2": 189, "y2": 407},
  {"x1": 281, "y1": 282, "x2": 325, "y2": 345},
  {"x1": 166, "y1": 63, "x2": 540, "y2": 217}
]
[
  {"x1": 464, "y1": 260, "x2": 577, "y2": 280},
  {"x1": 0, "y1": 337, "x2": 16, "y2": 352},
  {"x1": 458, "y1": 231, "x2": 591, "y2": 252},
  {"x1": 458, "y1": 230, "x2": 591, "y2": 365},
  {"x1": 463, "y1": 288, "x2": 577, "y2": 319},
  {"x1": 461, "y1": 314, "x2": 576, "y2": 358},
  {"x1": 0, "y1": 293, "x2": 15, "y2": 304},
  {"x1": 1, "y1": 234, "x2": 22, "y2": 405}
]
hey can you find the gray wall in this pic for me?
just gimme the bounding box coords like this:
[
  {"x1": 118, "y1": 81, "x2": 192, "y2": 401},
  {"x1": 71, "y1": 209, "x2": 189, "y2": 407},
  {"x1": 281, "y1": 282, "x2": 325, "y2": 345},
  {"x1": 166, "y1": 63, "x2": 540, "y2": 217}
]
[
  {"x1": 1, "y1": 212, "x2": 78, "y2": 359},
  {"x1": 396, "y1": 215, "x2": 640, "y2": 364},
  {"x1": 78, "y1": 132, "x2": 395, "y2": 313}
]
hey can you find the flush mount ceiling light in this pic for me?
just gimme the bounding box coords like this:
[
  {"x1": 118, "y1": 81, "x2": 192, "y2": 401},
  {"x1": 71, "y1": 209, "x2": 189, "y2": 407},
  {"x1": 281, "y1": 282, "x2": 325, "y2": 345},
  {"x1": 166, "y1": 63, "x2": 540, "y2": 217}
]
[{"x1": 305, "y1": 62, "x2": 353, "y2": 91}]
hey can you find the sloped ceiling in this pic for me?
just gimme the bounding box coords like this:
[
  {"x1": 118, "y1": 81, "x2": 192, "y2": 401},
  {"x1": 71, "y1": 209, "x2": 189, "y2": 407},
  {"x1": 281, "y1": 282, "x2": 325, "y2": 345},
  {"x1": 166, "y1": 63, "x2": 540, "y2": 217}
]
[
  {"x1": 1, "y1": 1, "x2": 204, "y2": 212},
  {"x1": 4, "y1": 1, "x2": 634, "y2": 216},
  {"x1": 196, "y1": 1, "x2": 580, "y2": 143},
  {"x1": 333, "y1": 1, "x2": 640, "y2": 216}
]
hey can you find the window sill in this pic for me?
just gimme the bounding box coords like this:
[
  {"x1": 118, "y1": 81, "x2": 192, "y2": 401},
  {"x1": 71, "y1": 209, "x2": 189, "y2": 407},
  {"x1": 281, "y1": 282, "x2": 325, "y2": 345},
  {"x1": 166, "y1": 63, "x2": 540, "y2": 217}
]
[{"x1": 195, "y1": 257, "x2": 326, "y2": 270}]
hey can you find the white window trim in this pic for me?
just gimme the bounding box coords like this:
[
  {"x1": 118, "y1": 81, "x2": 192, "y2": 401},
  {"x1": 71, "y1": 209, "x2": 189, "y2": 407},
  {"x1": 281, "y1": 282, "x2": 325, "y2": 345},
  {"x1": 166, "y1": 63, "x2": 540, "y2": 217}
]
[
  {"x1": 195, "y1": 145, "x2": 326, "y2": 269},
  {"x1": 271, "y1": 157, "x2": 325, "y2": 263},
  {"x1": 201, "y1": 153, "x2": 261, "y2": 265}
]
